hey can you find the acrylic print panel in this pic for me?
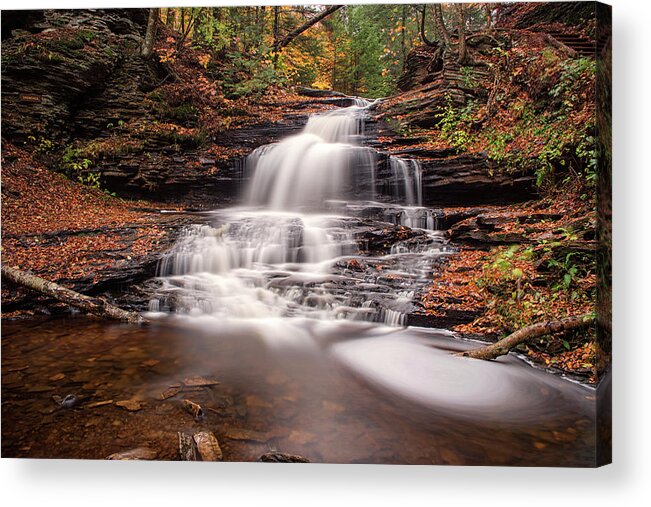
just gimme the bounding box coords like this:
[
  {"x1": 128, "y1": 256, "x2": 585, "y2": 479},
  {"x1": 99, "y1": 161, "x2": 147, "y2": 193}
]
[{"x1": 0, "y1": 2, "x2": 611, "y2": 466}]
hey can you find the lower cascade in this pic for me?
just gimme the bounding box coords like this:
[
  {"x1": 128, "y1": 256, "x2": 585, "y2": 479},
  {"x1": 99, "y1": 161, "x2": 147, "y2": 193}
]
[{"x1": 150, "y1": 103, "x2": 450, "y2": 329}]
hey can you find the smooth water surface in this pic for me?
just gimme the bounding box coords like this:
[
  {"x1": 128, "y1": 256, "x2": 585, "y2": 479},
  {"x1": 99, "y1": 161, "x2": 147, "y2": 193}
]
[{"x1": 2, "y1": 316, "x2": 596, "y2": 465}]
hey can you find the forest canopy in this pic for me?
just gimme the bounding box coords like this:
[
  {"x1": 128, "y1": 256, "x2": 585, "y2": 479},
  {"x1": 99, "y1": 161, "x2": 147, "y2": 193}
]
[{"x1": 157, "y1": 3, "x2": 497, "y2": 98}]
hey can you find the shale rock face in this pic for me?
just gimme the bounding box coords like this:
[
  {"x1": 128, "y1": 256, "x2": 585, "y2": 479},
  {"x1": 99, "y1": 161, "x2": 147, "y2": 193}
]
[
  {"x1": 1, "y1": 9, "x2": 153, "y2": 144},
  {"x1": 375, "y1": 38, "x2": 498, "y2": 129},
  {"x1": 1, "y1": 10, "x2": 332, "y2": 208},
  {"x1": 372, "y1": 149, "x2": 536, "y2": 206}
]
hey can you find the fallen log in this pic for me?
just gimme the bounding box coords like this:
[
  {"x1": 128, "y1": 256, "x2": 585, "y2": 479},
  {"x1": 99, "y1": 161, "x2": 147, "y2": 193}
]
[
  {"x1": 458, "y1": 313, "x2": 595, "y2": 360},
  {"x1": 1, "y1": 265, "x2": 145, "y2": 324}
]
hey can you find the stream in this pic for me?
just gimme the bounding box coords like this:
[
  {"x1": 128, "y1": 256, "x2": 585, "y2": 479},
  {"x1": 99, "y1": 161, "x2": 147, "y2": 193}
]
[{"x1": 1, "y1": 102, "x2": 597, "y2": 465}]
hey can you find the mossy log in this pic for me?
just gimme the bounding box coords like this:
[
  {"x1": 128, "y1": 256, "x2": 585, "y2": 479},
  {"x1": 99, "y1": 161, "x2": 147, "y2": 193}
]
[
  {"x1": 459, "y1": 313, "x2": 595, "y2": 360},
  {"x1": 1, "y1": 265, "x2": 144, "y2": 324}
]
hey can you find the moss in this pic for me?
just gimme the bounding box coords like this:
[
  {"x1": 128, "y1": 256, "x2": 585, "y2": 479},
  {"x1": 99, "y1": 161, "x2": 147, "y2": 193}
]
[
  {"x1": 168, "y1": 103, "x2": 199, "y2": 124},
  {"x1": 63, "y1": 137, "x2": 145, "y2": 163},
  {"x1": 103, "y1": 46, "x2": 117, "y2": 59},
  {"x1": 151, "y1": 128, "x2": 207, "y2": 148},
  {"x1": 46, "y1": 30, "x2": 95, "y2": 51}
]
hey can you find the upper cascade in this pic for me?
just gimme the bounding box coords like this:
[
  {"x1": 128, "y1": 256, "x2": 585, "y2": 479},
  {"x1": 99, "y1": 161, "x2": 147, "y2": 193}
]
[{"x1": 247, "y1": 103, "x2": 376, "y2": 210}]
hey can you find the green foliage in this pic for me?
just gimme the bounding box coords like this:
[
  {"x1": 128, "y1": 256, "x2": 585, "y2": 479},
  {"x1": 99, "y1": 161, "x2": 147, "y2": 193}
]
[
  {"x1": 26, "y1": 135, "x2": 55, "y2": 154},
  {"x1": 549, "y1": 57, "x2": 596, "y2": 102},
  {"x1": 460, "y1": 67, "x2": 477, "y2": 89},
  {"x1": 61, "y1": 150, "x2": 100, "y2": 189},
  {"x1": 485, "y1": 245, "x2": 531, "y2": 282},
  {"x1": 576, "y1": 133, "x2": 598, "y2": 186},
  {"x1": 61, "y1": 138, "x2": 143, "y2": 192},
  {"x1": 435, "y1": 96, "x2": 474, "y2": 150},
  {"x1": 46, "y1": 30, "x2": 97, "y2": 52},
  {"x1": 476, "y1": 242, "x2": 594, "y2": 336},
  {"x1": 221, "y1": 47, "x2": 283, "y2": 99},
  {"x1": 329, "y1": 4, "x2": 413, "y2": 97}
]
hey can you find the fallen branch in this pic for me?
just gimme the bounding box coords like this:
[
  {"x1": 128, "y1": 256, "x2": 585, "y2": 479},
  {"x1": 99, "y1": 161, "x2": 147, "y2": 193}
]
[
  {"x1": 273, "y1": 5, "x2": 343, "y2": 52},
  {"x1": 1, "y1": 265, "x2": 145, "y2": 324},
  {"x1": 458, "y1": 313, "x2": 595, "y2": 360}
]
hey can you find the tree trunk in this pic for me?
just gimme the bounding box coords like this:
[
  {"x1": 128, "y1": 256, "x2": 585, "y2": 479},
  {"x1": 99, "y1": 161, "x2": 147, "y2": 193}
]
[
  {"x1": 140, "y1": 8, "x2": 160, "y2": 59},
  {"x1": 456, "y1": 3, "x2": 469, "y2": 64},
  {"x1": 273, "y1": 5, "x2": 343, "y2": 52},
  {"x1": 401, "y1": 4, "x2": 407, "y2": 62},
  {"x1": 1, "y1": 265, "x2": 145, "y2": 324},
  {"x1": 458, "y1": 314, "x2": 595, "y2": 360},
  {"x1": 332, "y1": 31, "x2": 337, "y2": 89},
  {"x1": 165, "y1": 7, "x2": 175, "y2": 27},
  {"x1": 273, "y1": 6, "x2": 280, "y2": 46},
  {"x1": 434, "y1": 4, "x2": 451, "y2": 47},
  {"x1": 419, "y1": 5, "x2": 435, "y2": 46},
  {"x1": 484, "y1": 3, "x2": 493, "y2": 31}
]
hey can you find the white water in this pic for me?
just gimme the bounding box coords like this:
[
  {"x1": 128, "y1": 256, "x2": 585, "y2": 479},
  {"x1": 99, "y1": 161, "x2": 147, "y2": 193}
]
[
  {"x1": 150, "y1": 103, "x2": 445, "y2": 331},
  {"x1": 248, "y1": 105, "x2": 376, "y2": 209},
  {"x1": 389, "y1": 156, "x2": 422, "y2": 206}
]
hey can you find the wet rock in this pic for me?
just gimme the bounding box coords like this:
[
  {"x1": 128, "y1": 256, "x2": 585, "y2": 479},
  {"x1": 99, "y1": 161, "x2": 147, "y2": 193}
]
[
  {"x1": 160, "y1": 386, "x2": 181, "y2": 400},
  {"x1": 322, "y1": 400, "x2": 345, "y2": 414},
  {"x1": 448, "y1": 215, "x2": 529, "y2": 249},
  {"x1": 27, "y1": 384, "x2": 56, "y2": 393},
  {"x1": 193, "y1": 431, "x2": 223, "y2": 461},
  {"x1": 439, "y1": 207, "x2": 492, "y2": 230},
  {"x1": 182, "y1": 399, "x2": 204, "y2": 421},
  {"x1": 297, "y1": 87, "x2": 347, "y2": 98},
  {"x1": 107, "y1": 447, "x2": 158, "y2": 460},
  {"x1": 224, "y1": 428, "x2": 269, "y2": 443},
  {"x1": 178, "y1": 432, "x2": 198, "y2": 461},
  {"x1": 357, "y1": 222, "x2": 431, "y2": 255},
  {"x1": 245, "y1": 394, "x2": 273, "y2": 409},
  {"x1": 373, "y1": 150, "x2": 537, "y2": 206},
  {"x1": 182, "y1": 376, "x2": 220, "y2": 388},
  {"x1": 115, "y1": 399, "x2": 144, "y2": 411},
  {"x1": 52, "y1": 394, "x2": 77, "y2": 408},
  {"x1": 258, "y1": 452, "x2": 310, "y2": 463},
  {"x1": 407, "y1": 310, "x2": 483, "y2": 329},
  {"x1": 5, "y1": 365, "x2": 30, "y2": 373},
  {"x1": 140, "y1": 358, "x2": 159, "y2": 367},
  {"x1": 265, "y1": 371, "x2": 288, "y2": 386}
]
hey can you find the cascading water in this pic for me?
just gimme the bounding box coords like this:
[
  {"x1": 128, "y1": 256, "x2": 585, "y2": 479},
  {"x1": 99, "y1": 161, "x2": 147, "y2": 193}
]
[
  {"x1": 389, "y1": 157, "x2": 422, "y2": 206},
  {"x1": 139, "y1": 101, "x2": 596, "y2": 444},
  {"x1": 150, "y1": 102, "x2": 448, "y2": 331},
  {"x1": 247, "y1": 105, "x2": 376, "y2": 209},
  {"x1": 384, "y1": 156, "x2": 439, "y2": 230}
]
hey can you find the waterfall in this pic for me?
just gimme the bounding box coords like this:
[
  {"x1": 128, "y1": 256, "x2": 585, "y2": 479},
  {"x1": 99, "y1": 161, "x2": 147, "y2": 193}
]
[
  {"x1": 389, "y1": 156, "x2": 422, "y2": 206},
  {"x1": 150, "y1": 102, "x2": 448, "y2": 330},
  {"x1": 247, "y1": 105, "x2": 376, "y2": 210}
]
